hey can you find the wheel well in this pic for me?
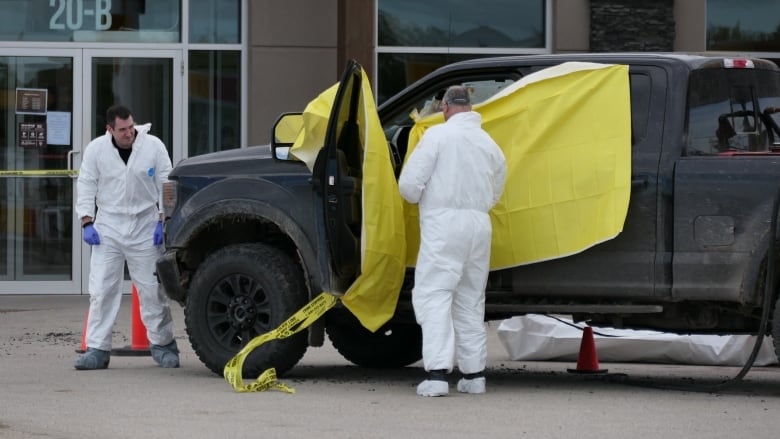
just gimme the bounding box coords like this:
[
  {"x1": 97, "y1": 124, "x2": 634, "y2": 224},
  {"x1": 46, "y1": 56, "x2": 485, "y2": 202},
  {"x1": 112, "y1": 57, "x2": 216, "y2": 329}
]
[{"x1": 177, "y1": 213, "x2": 301, "y2": 291}]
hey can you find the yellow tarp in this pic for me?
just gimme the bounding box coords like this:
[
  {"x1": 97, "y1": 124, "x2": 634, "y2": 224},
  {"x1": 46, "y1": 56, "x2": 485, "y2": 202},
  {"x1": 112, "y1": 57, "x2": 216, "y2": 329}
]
[
  {"x1": 338, "y1": 71, "x2": 407, "y2": 332},
  {"x1": 290, "y1": 84, "x2": 338, "y2": 171},
  {"x1": 289, "y1": 70, "x2": 406, "y2": 332},
  {"x1": 223, "y1": 61, "x2": 632, "y2": 392},
  {"x1": 289, "y1": 62, "x2": 631, "y2": 326},
  {"x1": 405, "y1": 62, "x2": 632, "y2": 268}
]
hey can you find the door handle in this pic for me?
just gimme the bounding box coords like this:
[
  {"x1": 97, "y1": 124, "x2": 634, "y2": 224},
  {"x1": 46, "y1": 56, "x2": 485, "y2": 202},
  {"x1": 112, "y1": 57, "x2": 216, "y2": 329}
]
[
  {"x1": 67, "y1": 149, "x2": 80, "y2": 171},
  {"x1": 631, "y1": 176, "x2": 648, "y2": 190}
]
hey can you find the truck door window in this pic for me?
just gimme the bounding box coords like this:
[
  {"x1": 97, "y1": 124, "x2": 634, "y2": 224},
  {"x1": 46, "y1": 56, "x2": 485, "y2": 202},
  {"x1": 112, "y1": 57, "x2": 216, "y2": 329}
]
[
  {"x1": 413, "y1": 79, "x2": 515, "y2": 120},
  {"x1": 384, "y1": 78, "x2": 515, "y2": 166},
  {"x1": 629, "y1": 73, "x2": 651, "y2": 145}
]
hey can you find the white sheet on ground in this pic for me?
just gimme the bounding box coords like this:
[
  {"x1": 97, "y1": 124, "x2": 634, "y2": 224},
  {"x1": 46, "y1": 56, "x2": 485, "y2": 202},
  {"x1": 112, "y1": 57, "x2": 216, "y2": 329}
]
[{"x1": 497, "y1": 314, "x2": 778, "y2": 366}]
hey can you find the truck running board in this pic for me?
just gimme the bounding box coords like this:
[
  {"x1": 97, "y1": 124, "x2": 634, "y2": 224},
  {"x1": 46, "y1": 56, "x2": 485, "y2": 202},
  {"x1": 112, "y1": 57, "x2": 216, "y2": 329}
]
[{"x1": 485, "y1": 304, "x2": 664, "y2": 314}]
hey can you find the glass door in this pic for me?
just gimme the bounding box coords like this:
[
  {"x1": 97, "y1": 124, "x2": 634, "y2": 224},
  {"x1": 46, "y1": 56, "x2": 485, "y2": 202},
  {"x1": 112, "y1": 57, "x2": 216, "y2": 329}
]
[
  {"x1": 0, "y1": 50, "x2": 182, "y2": 294},
  {"x1": 82, "y1": 50, "x2": 182, "y2": 160},
  {"x1": 79, "y1": 50, "x2": 183, "y2": 293},
  {"x1": 0, "y1": 49, "x2": 83, "y2": 294}
]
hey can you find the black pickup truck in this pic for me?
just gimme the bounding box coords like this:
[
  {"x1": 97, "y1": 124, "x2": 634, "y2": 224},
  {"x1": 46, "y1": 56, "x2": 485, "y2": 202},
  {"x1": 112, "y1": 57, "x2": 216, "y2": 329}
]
[{"x1": 157, "y1": 53, "x2": 780, "y2": 377}]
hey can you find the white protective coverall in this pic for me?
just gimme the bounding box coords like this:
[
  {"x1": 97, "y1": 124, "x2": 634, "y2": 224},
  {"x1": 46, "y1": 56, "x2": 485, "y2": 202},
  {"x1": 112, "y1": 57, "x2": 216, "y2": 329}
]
[
  {"x1": 76, "y1": 123, "x2": 175, "y2": 351},
  {"x1": 399, "y1": 111, "x2": 507, "y2": 374}
]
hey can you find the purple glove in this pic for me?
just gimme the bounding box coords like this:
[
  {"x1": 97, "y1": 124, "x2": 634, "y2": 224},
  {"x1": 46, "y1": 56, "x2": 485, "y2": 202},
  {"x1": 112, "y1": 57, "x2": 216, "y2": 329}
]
[
  {"x1": 154, "y1": 220, "x2": 164, "y2": 245},
  {"x1": 83, "y1": 224, "x2": 100, "y2": 245}
]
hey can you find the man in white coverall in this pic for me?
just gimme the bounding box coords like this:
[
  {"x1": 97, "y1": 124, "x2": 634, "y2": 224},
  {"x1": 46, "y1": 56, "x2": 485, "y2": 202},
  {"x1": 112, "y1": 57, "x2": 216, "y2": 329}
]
[
  {"x1": 399, "y1": 86, "x2": 506, "y2": 397},
  {"x1": 74, "y1": 105, "x2": 179, "y2": 370}
]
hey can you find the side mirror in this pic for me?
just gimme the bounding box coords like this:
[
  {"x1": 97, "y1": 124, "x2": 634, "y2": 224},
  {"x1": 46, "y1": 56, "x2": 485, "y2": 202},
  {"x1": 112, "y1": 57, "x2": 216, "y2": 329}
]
[{"x1": 271, "y1": 112, "x2": 304, "y2": 161}]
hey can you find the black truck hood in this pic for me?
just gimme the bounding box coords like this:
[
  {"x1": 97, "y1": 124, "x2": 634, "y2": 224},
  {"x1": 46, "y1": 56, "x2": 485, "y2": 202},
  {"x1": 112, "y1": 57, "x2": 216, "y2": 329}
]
[{"x1": 170, "y1": 144, "x2": 308, "y2": 178}]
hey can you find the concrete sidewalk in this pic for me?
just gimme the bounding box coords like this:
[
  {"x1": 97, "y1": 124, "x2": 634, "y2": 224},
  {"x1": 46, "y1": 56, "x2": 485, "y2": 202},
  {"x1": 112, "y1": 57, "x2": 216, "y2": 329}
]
[{"x1": 0, "y1": 294, "x2": 175, "y2": 357}]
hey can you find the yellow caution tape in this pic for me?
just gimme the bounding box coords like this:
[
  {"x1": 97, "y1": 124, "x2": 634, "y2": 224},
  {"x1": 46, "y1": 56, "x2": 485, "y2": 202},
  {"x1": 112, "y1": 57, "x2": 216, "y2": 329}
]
[
  {"x1": 223, "y1": 291, "x2": 340, "y2": 393},
  {"x1": 0, "y1": 169, "x2": 78, "y2": 177}
]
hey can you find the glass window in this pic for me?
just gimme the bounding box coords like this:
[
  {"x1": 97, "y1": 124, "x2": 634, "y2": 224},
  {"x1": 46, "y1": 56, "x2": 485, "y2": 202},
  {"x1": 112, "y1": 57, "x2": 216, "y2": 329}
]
[
  {"x1": 381, "y1": 74, "x2": 517, "y2": 170},
  {"x1": 378, "y1": 0, "x2": 545, "y2": 48},
  {"x1": 686, "y1": 69, "x2": 780, "y2": 155},
  {"x1": 385, "y1": 78, "x2": 515, "y2": 129},
  {"x1": 189, "y1": 50, "x2": 240, "y2": 157},
  {"x1": 707, "y1": 0, "x2": 780, "y2": 52},
  {"x1": 629, "y1": 73, "x2": 651, "y2": 145},
  {"x1": 189, "y1": 0, "x2": 240, "y2": 44},
  {"x1": 377, "y1": 1, "x2": 548, "y2": 105},
  {"x1": 91, "y1": 57, "x2": 174, "y2": 156},
  {"x1": 0, "y1": 56, "x2": 74, "y2": 280},
  {"x1": 378, "y1": 52, "x2": 507, "y2": 104},
  {"x1": 0, "y1": 0, "x2": 180, "y2": 43}
]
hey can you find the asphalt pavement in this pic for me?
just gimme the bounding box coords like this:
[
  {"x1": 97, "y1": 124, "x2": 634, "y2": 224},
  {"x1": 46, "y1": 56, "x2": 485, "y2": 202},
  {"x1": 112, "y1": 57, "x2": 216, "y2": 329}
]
[{"x1": 2, "y1": 294, "x2": 780, "y2": 439}]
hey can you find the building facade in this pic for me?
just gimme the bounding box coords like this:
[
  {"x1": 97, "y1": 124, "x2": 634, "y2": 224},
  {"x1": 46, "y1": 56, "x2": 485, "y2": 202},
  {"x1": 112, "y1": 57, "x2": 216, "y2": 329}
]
[{"x1": 0, "y1": 0, "x2": 778, "y2": 294}]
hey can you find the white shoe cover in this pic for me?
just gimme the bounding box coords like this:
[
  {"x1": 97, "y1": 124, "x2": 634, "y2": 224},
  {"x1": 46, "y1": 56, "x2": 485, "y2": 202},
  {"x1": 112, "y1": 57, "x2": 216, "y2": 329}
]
[
  {"x1": 457, "y1": 377, "x2": 486, "y2": 394},
  {"x1": 417, "y1": 380, "x2": 449, "y2": 397}
]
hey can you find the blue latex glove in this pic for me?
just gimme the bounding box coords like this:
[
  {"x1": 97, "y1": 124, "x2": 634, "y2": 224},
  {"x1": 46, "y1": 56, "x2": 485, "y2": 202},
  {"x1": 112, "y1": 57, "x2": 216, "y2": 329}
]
[
  {"x1": 83, "y1": 224, "x2": 101, "y2": 245},
  {"x1": 154, "y1": 220, "x2": 164, "y2": 245}
]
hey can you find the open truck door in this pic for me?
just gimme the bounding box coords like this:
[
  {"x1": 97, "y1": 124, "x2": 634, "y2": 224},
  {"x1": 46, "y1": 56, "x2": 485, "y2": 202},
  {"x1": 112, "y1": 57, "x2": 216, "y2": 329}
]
[{"x1": 312, "y1": 60, "x2": 365, "y2": 291}]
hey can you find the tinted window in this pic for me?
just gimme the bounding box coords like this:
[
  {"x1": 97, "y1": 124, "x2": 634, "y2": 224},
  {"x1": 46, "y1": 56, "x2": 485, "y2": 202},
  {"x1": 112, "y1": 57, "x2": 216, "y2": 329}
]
[
  {"x1": 189, "y1": 0, "x2": 240, "y2": 44},
  {"x1": 382, "y1": 76, "x2": 516, "y2": 169},
  {"x1": 376, "y1": 1, "x2": 549, "y2": 104},
  {"x1": 629, "y1": 73, "x2": 651, "y2": 145},
  {"x1": 707, "y1": 0, "x2": 780, "y2": 52},
  {"x1": 687, "y1": 69, "x2": 780, "y2": 155},
  {"x1": 188, "y1": 50, "x2": 241, "y2": 157},
  {"x1": 388, "y1": 78, "x2": 515, "y2": 127},
  {"x1": 377, "y1": 53, "x2": 510, "y2": 104},
  {"x1": 0, "y1": 0, "x2": 180, "y2": 43},
  {"x1": 378, "y1": 0, "x2": 545, "y2": 48}
]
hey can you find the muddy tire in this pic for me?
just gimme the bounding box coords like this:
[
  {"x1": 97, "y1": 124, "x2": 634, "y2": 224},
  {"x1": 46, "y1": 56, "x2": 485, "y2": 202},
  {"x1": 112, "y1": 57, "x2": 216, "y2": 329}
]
[
  {"x1": 185, "y1": 243, "x2": 308, "y2": 378},
  {"x1": 772, "y1": 293, "x2": 780, "y2": 363},
  {"x1": 325, "y1": 308, "x2": 422, "y2": 368}
]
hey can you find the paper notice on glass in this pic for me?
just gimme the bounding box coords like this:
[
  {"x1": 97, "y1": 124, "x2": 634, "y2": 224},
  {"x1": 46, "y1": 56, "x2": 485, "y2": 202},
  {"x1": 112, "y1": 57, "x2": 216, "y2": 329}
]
[{"x1": 47, "y1": 111, "x2": 71, "y2": 146}]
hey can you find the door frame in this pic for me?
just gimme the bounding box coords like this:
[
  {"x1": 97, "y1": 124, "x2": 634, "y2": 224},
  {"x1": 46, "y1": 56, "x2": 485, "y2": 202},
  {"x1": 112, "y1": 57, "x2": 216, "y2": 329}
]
[
  {"x1": 0, "y1": 48, "x2": 83, "y2": 294},
  {"x1": 78, "y1": 49, "x2": 184, "y2": 294},
  {"x1": 81, "y1": 48, "x2": 185, "y2": 163},
  {"x1": 0, "y1": 48, "x2": 184, "y2": 294}
]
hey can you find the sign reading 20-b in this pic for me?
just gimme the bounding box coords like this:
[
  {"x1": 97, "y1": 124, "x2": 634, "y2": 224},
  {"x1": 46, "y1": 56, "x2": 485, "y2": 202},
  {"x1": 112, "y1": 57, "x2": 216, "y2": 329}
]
[{"x1": 49, "y1": 0, "x2": 112, "y2": 31}]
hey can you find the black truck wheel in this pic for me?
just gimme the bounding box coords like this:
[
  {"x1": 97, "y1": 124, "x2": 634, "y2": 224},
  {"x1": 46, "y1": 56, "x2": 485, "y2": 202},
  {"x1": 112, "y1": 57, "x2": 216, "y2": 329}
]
[
  {"x1": 325, "y1": 308, "x2": 422, "y2": 368},
  {"x1": 184, "y1": 243, "x2": 308, "y2": 378}
]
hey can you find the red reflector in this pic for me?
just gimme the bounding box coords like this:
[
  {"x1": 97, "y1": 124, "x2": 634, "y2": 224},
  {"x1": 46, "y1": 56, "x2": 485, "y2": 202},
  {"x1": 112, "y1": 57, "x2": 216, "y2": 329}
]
[{"x1": 724, "y1": 59, "x2": 754, "y2": 68}]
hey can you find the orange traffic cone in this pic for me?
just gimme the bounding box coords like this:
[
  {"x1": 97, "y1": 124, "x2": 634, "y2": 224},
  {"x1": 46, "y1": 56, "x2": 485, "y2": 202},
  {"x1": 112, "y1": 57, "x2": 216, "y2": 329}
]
[
  {"x1": 113, "y1": 284, "x2": 151, "y2": 356},
  {"x1": 567, "y1": 326, "x2": 608, "y2": 374},
  {"x1": 76, "y1": 285, "x2": 151, "y2": 356},
  {"x1": 76, "y1": 309, "x2": 89, "y2": 353}
]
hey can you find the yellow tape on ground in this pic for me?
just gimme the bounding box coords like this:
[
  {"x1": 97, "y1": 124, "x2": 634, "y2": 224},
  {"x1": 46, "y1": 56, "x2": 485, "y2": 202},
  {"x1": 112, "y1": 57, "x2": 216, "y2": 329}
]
[
  {"x1": 0, "y1": 170, "x2": 78, "y2": 177},
  {"x1": 223, "y1": 291, "x2": 339, "y2": 393}
]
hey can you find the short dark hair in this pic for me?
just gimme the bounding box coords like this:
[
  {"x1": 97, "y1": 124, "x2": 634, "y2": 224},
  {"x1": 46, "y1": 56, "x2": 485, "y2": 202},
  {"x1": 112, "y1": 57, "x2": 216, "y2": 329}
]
[
  {"x1": 443, "y1": 86, "x2": 471, "y2": 106},
  {"x1": 106, "y1": 105, "x2": 133, "y2": 128}
]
